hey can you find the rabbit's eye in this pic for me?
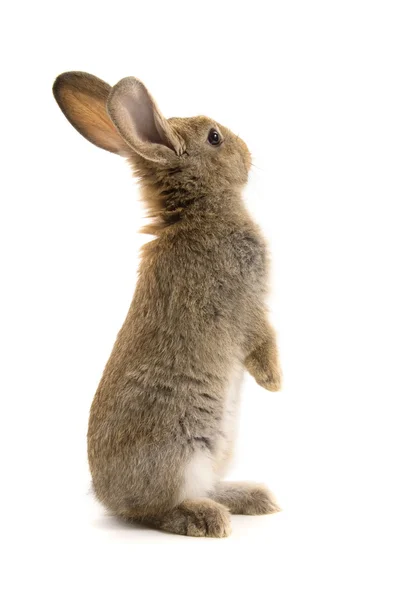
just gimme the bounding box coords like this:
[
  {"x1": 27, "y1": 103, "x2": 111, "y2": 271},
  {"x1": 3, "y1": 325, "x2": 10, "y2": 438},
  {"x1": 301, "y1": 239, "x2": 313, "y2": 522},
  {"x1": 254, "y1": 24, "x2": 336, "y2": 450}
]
[{"x1": 208, "y1": 128, "x2": 221, "y2": 146}]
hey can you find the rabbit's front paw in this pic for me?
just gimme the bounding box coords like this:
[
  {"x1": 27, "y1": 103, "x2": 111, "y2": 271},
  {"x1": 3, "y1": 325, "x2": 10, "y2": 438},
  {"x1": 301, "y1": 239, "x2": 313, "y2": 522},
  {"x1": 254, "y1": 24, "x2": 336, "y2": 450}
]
[
  {"x1": 258, "y1": 362, "x2": 282, "y2": 392},
  {"x1": 245, "y1": 344, "x2": 282, "y2": 392}
]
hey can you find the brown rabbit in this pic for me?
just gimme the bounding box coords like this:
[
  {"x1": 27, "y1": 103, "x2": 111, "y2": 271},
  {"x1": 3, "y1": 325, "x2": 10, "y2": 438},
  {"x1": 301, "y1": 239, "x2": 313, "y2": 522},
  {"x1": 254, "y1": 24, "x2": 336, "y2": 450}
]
[{"x1": 53, "y1": 72, "x2": 282, "y2": 537}]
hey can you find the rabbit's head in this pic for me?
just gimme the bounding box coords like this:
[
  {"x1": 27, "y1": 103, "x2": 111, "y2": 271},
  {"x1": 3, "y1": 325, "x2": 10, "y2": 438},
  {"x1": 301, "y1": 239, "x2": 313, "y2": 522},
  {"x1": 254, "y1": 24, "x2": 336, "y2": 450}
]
[{"x1": 53, "y1": 72, "x2": 251, "y2": 221}]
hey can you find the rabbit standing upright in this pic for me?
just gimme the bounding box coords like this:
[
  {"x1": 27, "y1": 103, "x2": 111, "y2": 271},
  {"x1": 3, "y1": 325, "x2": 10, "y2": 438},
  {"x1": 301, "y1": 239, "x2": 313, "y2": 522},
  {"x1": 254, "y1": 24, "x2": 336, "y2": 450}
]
[{"x1": 53, "y1": 72, "x2": 282, "y2": 537}]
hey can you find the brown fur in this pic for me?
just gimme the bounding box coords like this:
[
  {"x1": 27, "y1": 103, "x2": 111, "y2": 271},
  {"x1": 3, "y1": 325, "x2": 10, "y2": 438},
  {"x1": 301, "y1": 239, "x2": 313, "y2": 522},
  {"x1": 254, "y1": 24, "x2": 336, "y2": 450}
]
[
  {"x1": 53, "y1": 72, "x2": 282, "y2": 537},
  {"x1": 210, "y1": 482, "x2": 281, "y2": 515}
]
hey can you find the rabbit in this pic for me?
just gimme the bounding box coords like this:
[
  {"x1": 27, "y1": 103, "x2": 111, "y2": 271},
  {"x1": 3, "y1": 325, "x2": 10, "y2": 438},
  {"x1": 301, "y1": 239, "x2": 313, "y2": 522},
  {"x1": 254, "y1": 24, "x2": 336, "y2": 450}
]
[{"x1": 53, "y1": 71, "x2": 282, "y2": 537}]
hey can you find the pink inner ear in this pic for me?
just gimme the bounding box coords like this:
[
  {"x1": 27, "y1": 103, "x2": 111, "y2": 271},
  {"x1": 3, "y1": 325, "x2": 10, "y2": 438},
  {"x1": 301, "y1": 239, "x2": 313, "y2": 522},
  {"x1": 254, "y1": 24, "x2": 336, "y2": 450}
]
[
  {"x1": 120, "y1": 83, "x2": 170, "y2": 147},
  {"x1": 107, "y1": 76, "x2": 185, "y2": 161}
]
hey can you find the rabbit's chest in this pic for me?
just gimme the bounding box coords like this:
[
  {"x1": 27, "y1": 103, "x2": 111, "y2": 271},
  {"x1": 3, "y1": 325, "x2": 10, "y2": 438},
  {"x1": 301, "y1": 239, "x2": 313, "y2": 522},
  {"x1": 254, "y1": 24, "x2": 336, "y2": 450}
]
[
  {"x1": 214, "y1": 359, "x2": 245, "y2": 475},
  {"x1": 228, "y1": 230, "x2": 267, "y2": 282},
  {"x1": 221, "y1": 361, "x2": 244, "y2": 439}
]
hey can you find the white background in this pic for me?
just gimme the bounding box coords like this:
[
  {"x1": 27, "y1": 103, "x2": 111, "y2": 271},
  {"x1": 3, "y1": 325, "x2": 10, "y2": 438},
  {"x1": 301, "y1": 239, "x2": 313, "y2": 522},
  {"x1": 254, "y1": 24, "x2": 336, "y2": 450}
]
[{"x1": 1, "y1": 1, "x2": 399, "y2": 598}]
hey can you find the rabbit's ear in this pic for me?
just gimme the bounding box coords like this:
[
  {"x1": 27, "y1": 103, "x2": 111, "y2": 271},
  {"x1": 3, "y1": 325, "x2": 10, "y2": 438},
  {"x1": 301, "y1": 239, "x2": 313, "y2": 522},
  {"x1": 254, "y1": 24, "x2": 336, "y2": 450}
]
[
  {"x1": 53, "y1": 72, "x2": 129, "y2": 154},
  {"x1": 107, "y1": 77, "x2": 185, "y2": 163}
]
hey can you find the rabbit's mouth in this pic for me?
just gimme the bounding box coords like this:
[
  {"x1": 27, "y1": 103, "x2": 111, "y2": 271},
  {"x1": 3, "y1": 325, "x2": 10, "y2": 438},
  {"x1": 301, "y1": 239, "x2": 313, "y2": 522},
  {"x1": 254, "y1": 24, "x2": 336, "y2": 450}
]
[
  {"x1": 245, "y1": 149, "x2": 252, "y2": 172},
  {"x1": 234, "y1": 134, "x2": 252, "y2": 173}
]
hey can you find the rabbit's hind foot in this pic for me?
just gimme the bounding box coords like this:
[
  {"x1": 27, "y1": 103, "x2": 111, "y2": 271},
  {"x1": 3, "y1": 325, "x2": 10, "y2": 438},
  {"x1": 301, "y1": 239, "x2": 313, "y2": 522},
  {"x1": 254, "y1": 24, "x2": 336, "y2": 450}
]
[
  {"x1": 147, "y1": 498, "x2": 231, "y2": 538},
  {"x1": 210, "y1": 481, "x2": 281, "y2": 515}
]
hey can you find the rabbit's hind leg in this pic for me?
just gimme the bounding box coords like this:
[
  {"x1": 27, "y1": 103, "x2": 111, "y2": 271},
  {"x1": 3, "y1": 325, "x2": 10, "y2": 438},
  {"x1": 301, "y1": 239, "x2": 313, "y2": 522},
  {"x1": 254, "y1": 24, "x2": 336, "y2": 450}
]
[
  {"x1": 142, "y1": 449, "x2": 231, "y2": 537},
  {"x1": 210, "y1": 481, "x2": 281, "y2": 515}
]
